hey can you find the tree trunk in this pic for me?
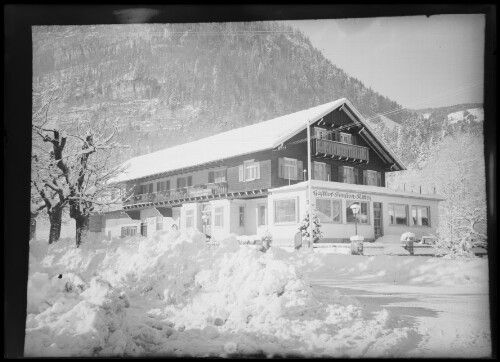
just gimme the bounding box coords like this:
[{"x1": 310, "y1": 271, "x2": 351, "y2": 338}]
[
  {"x1": 48, "y1": 207, "x2": 63, "y2": 244},
  {"x1": 70, "y1": 200, "x2": 91, "y2": 247},
  {"x1": 30, "y1": 212, "x2": 37, "y2": 240},
  {"x1": 74, "y1": 215, "x2": 89, "y2": 248}
]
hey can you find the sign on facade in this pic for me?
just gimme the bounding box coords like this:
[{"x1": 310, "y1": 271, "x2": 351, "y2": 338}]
[
  {"x1": 189, "y1": 189, "x2": 213, "y2": 197},
  {"x1": 313, "y1": 189, "x2": 372, "y2": 201}
]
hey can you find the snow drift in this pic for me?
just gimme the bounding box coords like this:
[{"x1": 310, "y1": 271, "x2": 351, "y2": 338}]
[{"x1": 25, "y1": 231, "x2": 488, "y2": 357}]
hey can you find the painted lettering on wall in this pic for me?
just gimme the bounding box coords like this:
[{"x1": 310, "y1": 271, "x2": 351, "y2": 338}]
[{"x1": 313, "y1": 189, "x2": 372, "y2": 201}]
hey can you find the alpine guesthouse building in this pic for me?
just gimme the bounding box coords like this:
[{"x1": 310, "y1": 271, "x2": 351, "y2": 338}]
[{"x1": 90, "y1": 98, "x2": 444, "y2": 246}]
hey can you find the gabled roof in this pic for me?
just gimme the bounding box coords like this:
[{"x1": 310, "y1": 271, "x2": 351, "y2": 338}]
[{"x1": 111, "y1": 98, "x2": 405, "y2": 183}]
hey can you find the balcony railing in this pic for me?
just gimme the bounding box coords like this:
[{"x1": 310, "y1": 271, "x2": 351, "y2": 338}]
[
  {"x1": 313, "y1": 138, "x2": 369, "y2": 161},
  {"x1": 123, "y1": 181, "x2": 228, "y2": 206}
]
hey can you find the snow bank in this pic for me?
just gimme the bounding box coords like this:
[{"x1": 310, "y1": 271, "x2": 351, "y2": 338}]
[{"x1": 25, "y1": 232, "x2": 417, "y2": 357}]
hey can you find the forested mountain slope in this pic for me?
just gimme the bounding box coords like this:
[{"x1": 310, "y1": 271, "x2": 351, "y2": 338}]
[{"x1": 33, "y1": 22, "x2": 411, "y2": 164}]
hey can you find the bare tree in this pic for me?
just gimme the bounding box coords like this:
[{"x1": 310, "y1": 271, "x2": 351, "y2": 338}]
[
  {"x1": 31, "y1": 91, "x2": 130, "y2": 246},
  {"x1": 31, "y1": 91, "x2": 68, "y2": 243},
  {"x1": 30, "y1": 189, "x2": 46, "y2": 240}
]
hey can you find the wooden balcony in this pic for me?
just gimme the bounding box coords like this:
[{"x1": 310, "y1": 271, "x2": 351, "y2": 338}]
[
  {"x1": 123, "y1": 181, "x2": 228, "y2": 207},
  {"x1": 313, "y1": 138, "x2": 369, "y2": 162}
]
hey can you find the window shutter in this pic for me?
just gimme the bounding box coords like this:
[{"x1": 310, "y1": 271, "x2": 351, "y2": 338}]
[
  {"x1": 208, "y1": 171, "x2": 214, "y2": 183},
  {"x1": 278, "y1": 158, "x2": 284, "y2": 178},
  {"x1": 351, "y1": 135, "x2": 357, "y2": 145},
  {"x1": 256, "y1": 162, "x2": 261, "y2": 179},
  {"x1": 166, "y1": 180, "x2": 170, "y2": 190},
  {"x1": 177, "y1": 178, "x2": 181, "y2": 189},
  {"x1": 325, "y1": 163, "x2": 331, "y2": 181},
  {"x1": 238, "y1": 165, "x2": 244, "y2": 182},
  {"x1": 187, "y1": 176, "x2": 193, "y2": 186},
  {"x1": 377, "y1": 172, "x2": 382, "y2": 187},
  {"x1": 334, "y1": 132, "x2": 340, "y2": 142},
  {"x1": 297, "y1": 160, "x2": 303, "y2": 180},
  {"x1": 149, "y1": 183, "x2": 153, "y2": 193},
  {"x1": 363, "y1": 170, "x2": 367, "y2": 185},
  {"x1": 353, "y1": 168, "x2": 359, "y2": 184},
  {"x1": 338, "y1": 166, "x2": 344, "y2": 182},
  {"x1": 157, "y1": 182, "x2": 161, "y2": 191}
]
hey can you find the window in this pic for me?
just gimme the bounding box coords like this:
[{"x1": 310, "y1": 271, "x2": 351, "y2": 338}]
[
  {"x1": 258, "y1": 205, "x2": 267, "y2": 226},
  {"x1": 177, "y1": 176, "x2": 193, "y2": 189},
  {"x1": 240, "y1": 160, "x2": 260, "y2": 182},
  {"x1": 313, "y1": 162, "x2": 328, "y2": 181},
  {"x1": 315, "y1": 127, "x2": 329, "y2": 140},
  {"x1": 343, "y1": 166, "x2": 354, "y2": 184},
  {"x1": 214, "y1": 207, "x2": 224, "y2": 227},
  {"x1": 346, "y1": 201, "x2": 370, "y2": 224},
  {"x1": 156, "y1": 180, "x2": 170, "y2": 192},
  {"x1": 274, "y1": 199, "x2": 297, "y2": 224},
  {"x1": 284, "y1": 158, "x2": 297, "y2": 180},
  {"x1": 316, "y1": 199, "x2": 342, "y2": 223},
  {"x1": 339, "y1": 166, "x2": 359, "y2": 184},
  {"x1": 365, "y1": 170, "x2": 379, "y2": 186},
  {"x1": 340, "y1": 132, "x2": 352, "y2": 144},
  {"x1": 214, "y1": 170, "x2": 226, "y2": 183},
  {"x1": 389, "y1": 204, "x2": 409, "y2": 225},
  {"x1": 156, "y1": 216, "x2": 163, "y2": 231},
  {"x1": 239, "y1": 206, "x2": 245, "y2": 227},
  {"x1": 121, "y1": 226, "x2": 137, "y2": 238},
  {"x1": 141, "y1": 183, "x2": 153, "y2": 194},
  {"x1": 185, "y1": 209, "x2": 194, "y2": 228},
  {"x1": 208, "y1": 169, "x2": 227, "y2": 183},
  {"x1": 412, "y1": 206, "x2": 430, "y2": 226},
  {"x1": 279, "y1": 158, "x2": 302, "y2": 180}
]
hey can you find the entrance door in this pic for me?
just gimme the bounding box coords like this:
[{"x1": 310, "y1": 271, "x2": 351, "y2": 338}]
[
  {"x1": 140, "y1": 222, "x2": 148, "y2": 237},
  {"x1": 373, "y1": 202, "x2": 383, "y2": 240}
]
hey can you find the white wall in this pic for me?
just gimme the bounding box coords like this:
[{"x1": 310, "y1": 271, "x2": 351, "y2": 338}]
[
  {"x1": 268, "y1": 186, "x2": 441, "y2": 245},
  {"x1": 240, "y1": 197, "x2": 268, "y2": 237},
  {"x1": 181, "y1": 202, "x2": 202, "y2": 231},
  {"x1": 209, "y1": 199, "x2": 231, "y2": 241},
  {"x1": 268, "y1": 190, "x2": 306, "y2": 246},
  {"x1": 230, "y1": 200, "x2": 247, "y2": 235},
  {"x1": 138, "y1": 207, "x2": 162, "y2": 237},
  {"x1": 380, "y1": 197, "x2": 440, "y2": 240},
  {"x1": 245, "y1": 200, "x2": 258, "y2": 236},
  {"x1": 103, "y1": 215, "x2": 141, "y2": 239}
]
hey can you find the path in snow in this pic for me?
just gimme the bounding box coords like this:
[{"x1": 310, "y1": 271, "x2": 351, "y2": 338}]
[{"x1": 308, "y1": 274, "x2": 491, "y2": 358}]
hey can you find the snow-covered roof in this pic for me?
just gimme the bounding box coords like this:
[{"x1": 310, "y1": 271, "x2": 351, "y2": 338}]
[
  {"x1": 269, "y1": 180, "x2": 446, "y2": 201},
  {"x1": 112, "y1": 99, "x2": 346, "y2": 183},
  {"x1": 447, "y1": 108, "x2": 484, "y2": 124},
  {"x1": 111, "y1": 98, "x2": 405, "y2": 183}
]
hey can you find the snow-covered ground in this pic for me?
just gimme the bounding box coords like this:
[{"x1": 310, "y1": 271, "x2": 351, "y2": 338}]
[{"x1": 25, "y1": 232, "x2": 491, "y2": 358}]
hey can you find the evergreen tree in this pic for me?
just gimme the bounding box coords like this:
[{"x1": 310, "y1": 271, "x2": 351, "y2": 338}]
[{"x1": 298, "y1": 204, "x2": 323, "y2": 244}]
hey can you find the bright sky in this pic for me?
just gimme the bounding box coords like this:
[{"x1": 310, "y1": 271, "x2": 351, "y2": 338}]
[{"x1": 286, "y1": 15, "x2": 485, "y2": 109}]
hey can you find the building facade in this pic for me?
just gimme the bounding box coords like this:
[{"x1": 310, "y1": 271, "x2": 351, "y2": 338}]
[{"x1": 91, "y1": 98, "x2": 444, "y2": 244}]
